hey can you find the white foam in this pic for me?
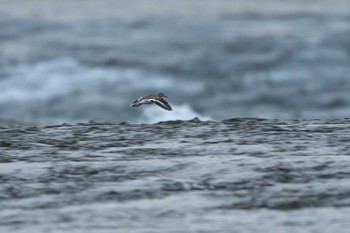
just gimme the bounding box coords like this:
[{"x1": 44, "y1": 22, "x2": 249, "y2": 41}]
[
  {"x1": 136, "y1": 104, "x2": 212, "y2": 124},
  {"x1": 0, "y1": 58, "x2": 205, "y2": 103},
  {"x1": 0, "y1": 58, "x2": 209, "y2": 123},
  {"x1": 0, "y1": 58, "x2": 140, "y2": 103}
]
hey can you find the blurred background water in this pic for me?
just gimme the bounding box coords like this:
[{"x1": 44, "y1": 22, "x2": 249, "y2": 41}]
[{"x1": 0, "y1": 0, "x2": 349, "y2": 124}]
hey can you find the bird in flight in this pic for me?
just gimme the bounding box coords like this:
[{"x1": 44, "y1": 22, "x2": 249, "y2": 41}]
[{"x1": 130, "y1": 92, "x2": 173, "y2": 111}]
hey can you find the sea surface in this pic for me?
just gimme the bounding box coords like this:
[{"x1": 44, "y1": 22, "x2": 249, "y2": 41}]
[
  {"x1": 1, "y1": 1, "x2": 350, "y2": 233},
  {"x1": 0, "y1": 0, "x2": 350, "y2": 124},
  {"x1": 1, "y1": 118, "x2": 350, "y2": 233}
]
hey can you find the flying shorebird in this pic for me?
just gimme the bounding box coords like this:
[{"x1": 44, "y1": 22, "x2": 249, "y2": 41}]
[{"x1": 130, "y1": 92, "x2": 173, "y2": 111}]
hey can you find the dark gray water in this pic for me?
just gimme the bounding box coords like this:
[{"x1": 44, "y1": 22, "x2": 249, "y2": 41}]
[{"x1": 1, "y1": 118, "x2": 350, "y2": 233}]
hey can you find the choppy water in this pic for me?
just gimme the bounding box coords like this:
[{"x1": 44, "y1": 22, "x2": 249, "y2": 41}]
[
  {"x1": 1, "y1": 118, "x2": 350, "y2": 233},
  {"x1": 1, "y1": 1, "x2": 350, "y2": 232},
  {"x1": 0, "y1": 0, "x2": 350, "y2": 124}
]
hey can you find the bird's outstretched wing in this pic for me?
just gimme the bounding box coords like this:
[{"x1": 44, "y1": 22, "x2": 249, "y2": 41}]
[{"x1": 152, "y1": 99, "x2": 173, "y2": 111}]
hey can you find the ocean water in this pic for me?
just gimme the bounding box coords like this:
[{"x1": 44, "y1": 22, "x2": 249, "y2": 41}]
[
  {"x1": 1, "y1": 118, "x2": 350, "y2": 233},
  {"x1": 1, "y1": 1, "x2": 350, "y2": 233},
  {"x1": 0, "y1": 0, "x2": 350, "y2": 124}
]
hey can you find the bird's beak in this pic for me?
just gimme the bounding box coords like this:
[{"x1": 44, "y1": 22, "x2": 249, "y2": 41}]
[{"x1": 164, "y1": 95, "x2": 168, "y2": 98}]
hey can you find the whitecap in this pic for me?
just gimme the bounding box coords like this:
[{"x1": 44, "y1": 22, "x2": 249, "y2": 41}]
[{"x1": 136, "y1": 104, "x2": 212, "y2": 124}]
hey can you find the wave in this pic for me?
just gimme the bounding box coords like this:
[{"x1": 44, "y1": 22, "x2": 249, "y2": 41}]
[
  {"x1": 135, "y1": 104, "x2": 212, "y2": 124},
  {"x1": 0, "y1": 58, "x2": 207, "y2": 124}
]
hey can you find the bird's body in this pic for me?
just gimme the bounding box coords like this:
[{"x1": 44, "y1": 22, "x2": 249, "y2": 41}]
[{"x1": 130, "y1": 92, "x2": 173, "y2": 111}]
